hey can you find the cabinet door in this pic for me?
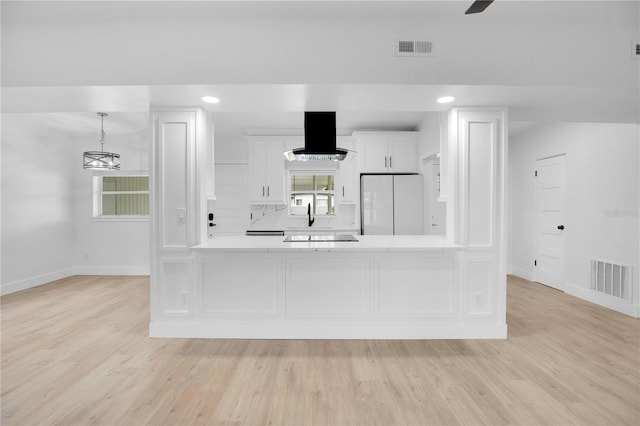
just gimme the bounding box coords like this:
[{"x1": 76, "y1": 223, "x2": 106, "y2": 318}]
[
  {"x1": 360, "y1": 135, "x2": 389, "y2": 173},
  {"x1": 388, "y1": 134, "x2": 418, "y2": 173},
  {"x1": 264, "y1": 141, "x2": 285, "y2": 204},
  {"x1": 248, "y1": 141, "x2": 267, "y2": 202},
  {"x1": 338, "y1": 140, "x2": 356, "y2": 203}
]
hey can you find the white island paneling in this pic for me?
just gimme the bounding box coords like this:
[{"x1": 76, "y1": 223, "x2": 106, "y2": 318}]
[{"x1": 150, "y1": 107, "x2": 508, "y2": 339}]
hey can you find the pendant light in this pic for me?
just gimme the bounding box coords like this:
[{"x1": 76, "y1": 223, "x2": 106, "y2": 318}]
[{"x1": 83, "y1": 112, "x2": 120, "y2": 170}]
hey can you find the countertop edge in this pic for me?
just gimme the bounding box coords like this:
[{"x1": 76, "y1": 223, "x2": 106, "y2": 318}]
[{"x1": 191, "y1": 236, "x2": 462, "y2": 251}]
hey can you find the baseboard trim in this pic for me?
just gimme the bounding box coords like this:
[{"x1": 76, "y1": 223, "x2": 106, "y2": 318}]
[
  {"x1": 564, "y1": 282, "x2": 640, "y2": 318},
  {"x1": 149, "y1": 321, "x2": 508, "y2": 340},
  {"x1": 1, "y1": 267, "x2": 150, "y2": 296},
  {"x1": 73, "y1": 266, "x2": 150, "y2": 276},
  {"x1": 1, "y1": 268, "x2": 75, "y2": 296},
  {"x1": 509, "y1": 265, "x2": 535, "y2": 282}
]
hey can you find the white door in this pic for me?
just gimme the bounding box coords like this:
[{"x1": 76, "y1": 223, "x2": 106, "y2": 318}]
[
  {"x1": 535, "y1": 155, "x2": 566, "y2": 290},
  {"x1": 361, "y1": 175, "x2": 394, "y2": 235},
  {"x1": 361, "y1": 135, "x2": 389, "y2": 173},
  {"x1": 264, "y1": 141, "x2": 285, "y2": 203},
  {"x1": 393, "y1": 175, "x2": 424, "y2": 235},
  {"x1": 338, "y1": 140, "x2": 355, "y2": 203},
  {"x1": 248, "y1": 141, "x2": 267, "y2": 202},
  {"x1": 388, "y1": 133, "x2": 418, "y2": 173}
]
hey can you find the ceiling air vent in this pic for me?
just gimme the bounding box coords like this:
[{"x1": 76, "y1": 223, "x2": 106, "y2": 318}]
[{"x1": 395, "y1": 40, "x2": 434, "y2": 57}]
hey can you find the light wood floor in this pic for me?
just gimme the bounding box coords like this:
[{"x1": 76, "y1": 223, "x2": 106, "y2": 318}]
[{"x1": 1, "y1": 275, "x2": 638, "y2": 426}]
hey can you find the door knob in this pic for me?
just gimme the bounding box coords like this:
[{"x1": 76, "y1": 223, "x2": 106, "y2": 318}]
[{"x1": 557, "y1": 225, "x2": 565, "y2": 230}]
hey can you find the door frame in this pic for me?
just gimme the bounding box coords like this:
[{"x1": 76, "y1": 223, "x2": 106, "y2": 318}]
[{"x1": 534, "y1": 153, "x2": 566, "y2": 290}]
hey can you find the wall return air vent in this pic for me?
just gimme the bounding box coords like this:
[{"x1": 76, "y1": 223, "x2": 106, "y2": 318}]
[
  {"x1": 395, "y1": 40, "x2": 434, "y2": 57},
  {"x1": 590, "y1": 259, "x2": 632, "y2": 302}
]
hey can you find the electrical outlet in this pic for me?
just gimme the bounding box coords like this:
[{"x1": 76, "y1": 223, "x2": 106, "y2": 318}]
[{"x1": 474, "y1": 292, "x2": 483, "y2": 307}]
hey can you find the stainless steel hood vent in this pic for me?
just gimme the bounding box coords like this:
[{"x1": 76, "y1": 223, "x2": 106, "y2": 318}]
[{"x1": 284, "y1": 112, "x2": 348, "y2": 162}]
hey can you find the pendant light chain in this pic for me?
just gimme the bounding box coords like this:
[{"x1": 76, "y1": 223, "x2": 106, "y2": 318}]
[
  {"x1": 100, "y1": 114, "x2": 105, "y2": 151},
  {"x1": 99, "y1": 112, "x2": 107, "y2": 153}
]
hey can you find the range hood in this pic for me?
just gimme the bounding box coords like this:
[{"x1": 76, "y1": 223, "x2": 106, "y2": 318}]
[{"x1": 284, "y1": 112, "x2": 348, "y2": 161}]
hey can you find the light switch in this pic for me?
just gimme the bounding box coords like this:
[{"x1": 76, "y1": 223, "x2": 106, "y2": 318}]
[
  {"x1": 177, "y1": 208, "x2": 186, "y2": 224},
  {"x1": 208, "y1": 212, "x2": 216, "y2": 237}
]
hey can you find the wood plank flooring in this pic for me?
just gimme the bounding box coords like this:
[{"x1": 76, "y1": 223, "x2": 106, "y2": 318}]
[{"x1": 1, "y1": 275, "x2": 638, "y2": 425}]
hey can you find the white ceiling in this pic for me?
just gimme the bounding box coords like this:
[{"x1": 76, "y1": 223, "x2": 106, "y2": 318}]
[
  {"x1": 2, "y1": 1, "x2": 638, "y2": 136},
  {"x1": 3, "y1": 82, "x2": 637, "y2": 136},
  {"x1": 4, "y1": 0, "x2": 631, "y2": 24}
]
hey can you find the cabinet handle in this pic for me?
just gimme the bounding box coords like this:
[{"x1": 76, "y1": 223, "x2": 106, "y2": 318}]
[
  {"x1": 384, "y1": 156, "x2": 388, "y2": 168},
  {"x1": 389, "y1": 156, "x2": 392, "y2": 168},
  {"x1": 342, "y1": 186, "x2": 345, "y2": 197},
  {"x1": 267, "y1": 186, "x2": 270, "y2": 197},
  {"x1": 262, "y1": 186, "x2": 265, "y2": 197}
]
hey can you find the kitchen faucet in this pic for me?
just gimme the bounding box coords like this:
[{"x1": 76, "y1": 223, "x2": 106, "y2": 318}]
[{"x1": 308, "y1": 203, "x2": 315, "y2": 227}]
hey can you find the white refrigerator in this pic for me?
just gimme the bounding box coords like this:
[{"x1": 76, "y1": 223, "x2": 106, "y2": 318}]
[{"x1": 360, "y1": 174, "x2": 424, "y2": 235}]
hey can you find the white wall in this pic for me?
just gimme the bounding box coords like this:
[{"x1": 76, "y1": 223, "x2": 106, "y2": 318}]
[
  {"x1": 210, "y1": 163, "x2": 250, "y2": 236},
  {"x1": 417, "y1": 112, "x2": 441, "y2": 160},
  {"x1": 1, "y1": 115, "x2": 77, "y2": 293},
  {"x1": 1, "y1": 114, "x2": 151, "y2": 294},
  {"x1": 214, "y1": 133, "x2": 248, "y2": 164},
  {"x1": 73, "y1": 129, "x2": 151, "y2": 275},
  {"x1": 509, "y1": 122, "x2": 640, "y2": 314},
  {"x1": 2, "y1": 2, "x2": 637, "y2": 90}
]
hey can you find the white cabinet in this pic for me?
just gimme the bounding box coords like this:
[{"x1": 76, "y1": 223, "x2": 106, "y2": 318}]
[
  {"x1": 388, "y1": 133, "x2": 418, "y2": 173},
  {"x1": 248, "y1": 139, "x2": 285, "y2": 204},
  {"x1": 152, "y1": 109, "x2": 205, "y2": 317},
  {"x1": 337, "y1": 139, "x2": 356, "y2": 203},
  {"x1": 361, "y1": 134, "x2": 388, "y2": 172},
  {"x1": 357, "y1": 132, "x2": 418, "y2": 173},
  {"x1": 153, "y1": 110, "x2": 198, "y2": 249}
]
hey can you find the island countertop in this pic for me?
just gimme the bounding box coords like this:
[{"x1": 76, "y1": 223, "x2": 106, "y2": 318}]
[{"x1": 191, "y1": 235, "x2": 460, "y2": 252}]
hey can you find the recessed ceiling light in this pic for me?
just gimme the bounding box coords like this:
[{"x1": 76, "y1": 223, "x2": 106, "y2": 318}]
[
  {"x1": 437, "y1": 96, "x2": 455, "y2": 104},
  {"x1": 202, "y1": 96, "x2": 220, "y2": 104}
]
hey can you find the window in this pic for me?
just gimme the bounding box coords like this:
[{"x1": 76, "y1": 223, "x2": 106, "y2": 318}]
[
  {"x1": 289, "y1": 173, "x2": 335, "y2": 216},
  {"x1": 93, "y1": 174, "x2": 149, "y2": 219}
]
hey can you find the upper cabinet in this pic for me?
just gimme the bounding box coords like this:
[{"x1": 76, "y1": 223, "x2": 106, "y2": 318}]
[
  {"x1": 337, "y1": 138, "x2": 356, "y2": 204},
  {"x1": 356, "y1": 132, "x2": 418, "y2": 173},
  {"x1": 248, "y1": 138, "x2": 286, "y2": 204}
]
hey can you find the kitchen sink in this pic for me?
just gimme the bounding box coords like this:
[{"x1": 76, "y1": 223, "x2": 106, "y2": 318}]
[{"x1": 283, "y1": 234, "x2": 359, "y2": 242}]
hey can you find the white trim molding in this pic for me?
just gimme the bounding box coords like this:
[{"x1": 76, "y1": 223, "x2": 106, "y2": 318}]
[
  {"x1": 1, "y1": 268, "x2": 74, "y2": 296},
  {"x1": 150, "y1": 321, "x2": 508, "y2": 340},
  {"x1": 509, "y1": 266, "x2": 536, "y2": 282},
  {"x1": 73, "y1": 266, "x2": 150, "y2": 276},
  {"x1": 565, "y1": 282, "x2": 640, "y2": 318},
  {"x1": 1, "y1": 268, "x2": 150, "y2": 296}
]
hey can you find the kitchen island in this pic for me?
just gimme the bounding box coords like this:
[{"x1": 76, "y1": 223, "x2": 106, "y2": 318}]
[
  {"x1": 150, "y1": 235, "x2": 506, "y2": 339},
  {"x1": 150, "y1": 107, "x2": 507, "y2": 340}
]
